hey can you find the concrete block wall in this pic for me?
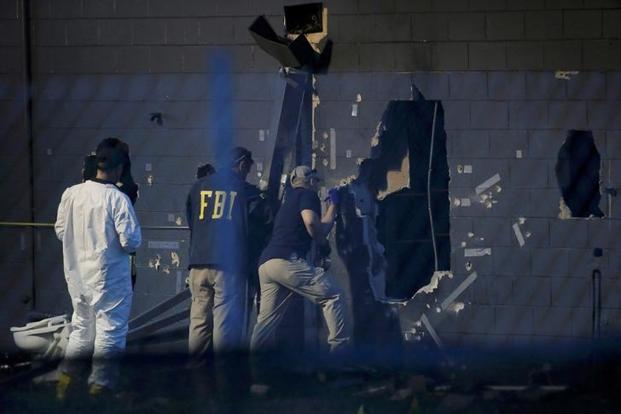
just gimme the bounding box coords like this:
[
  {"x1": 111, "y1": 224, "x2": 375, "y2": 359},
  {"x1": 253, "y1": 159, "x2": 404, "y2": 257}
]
[
  {"x1": 1, "y1": 0, "x2": 621, "y2": 350},
  {"x1": 0, "y1": 0, "x2": 35, "y2": 349}
]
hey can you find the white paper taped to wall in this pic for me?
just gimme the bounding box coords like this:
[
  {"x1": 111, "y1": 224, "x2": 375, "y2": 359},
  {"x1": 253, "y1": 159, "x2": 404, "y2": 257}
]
[
  {"x1": 421, "y1": 314, "x2": 443, "y2": 348},
  {"x1": 512, "y1": 223, "x2": 525, "y2": 247},
  {"x1": 441, "y1": 271, "x2": 478, "y2": 310},
  {"x1": 351, "y1": 103, "x2": 358, "y2": 117},
  {"x1": 148, "y1": 241, "x2": 180, "y2": 250},
  {"x1": 475, "y1": 173, "x2": 501, "y2": 195},
  {"x1": 464, "y1": 248, "x2": 491, "y2": 257}
]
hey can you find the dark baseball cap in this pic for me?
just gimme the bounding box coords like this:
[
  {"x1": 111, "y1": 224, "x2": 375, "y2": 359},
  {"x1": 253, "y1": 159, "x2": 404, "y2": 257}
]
[{"x1": 229, "y1": 146, "x2": 254, "y2": 166}]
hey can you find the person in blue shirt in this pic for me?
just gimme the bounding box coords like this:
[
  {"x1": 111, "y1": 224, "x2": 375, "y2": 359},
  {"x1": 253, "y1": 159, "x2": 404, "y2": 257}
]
[{"x1": 250, "y1": 166, "x2": 352, "y2": 354}]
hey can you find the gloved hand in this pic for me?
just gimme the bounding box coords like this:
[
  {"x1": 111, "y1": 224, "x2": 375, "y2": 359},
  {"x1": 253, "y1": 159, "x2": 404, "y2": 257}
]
[{"x1": 327, "y1": 187, "x2": 340, "y2": 205}]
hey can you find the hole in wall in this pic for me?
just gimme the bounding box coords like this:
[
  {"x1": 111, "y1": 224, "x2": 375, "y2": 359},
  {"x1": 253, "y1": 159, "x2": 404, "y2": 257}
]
[{"x1": 555, "y1": 130, "x2": 604, "y2": 219}]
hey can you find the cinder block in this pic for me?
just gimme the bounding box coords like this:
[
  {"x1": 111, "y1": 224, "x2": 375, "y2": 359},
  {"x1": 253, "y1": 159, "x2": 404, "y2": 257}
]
[
  {"x1": 448, "y1": 71, "x2": 487, "y2": 99},
  {"x1": 149, "y1": 46, "x2": 184, "y2": 73},
  {"x1": 525, "y1": 72, "x2": 565, "y2": 99},
  {"x1": 372, "y1": 73, "x2": 413, "y2": 100},
  {"x1": 472, "y1": 217, "x2": 513, "y2": 246},
  {"x1": 330, "y1": 15, "x2": 373, "y2": 43},
  {"x1": 487, "y1": 72, "x2": 525, "y2": 100},
  {"x1": 494, "y1": 305, "x2": 533, "y2": 335},
  {"x1": 470, "y1": 101, "x2": 509, "y2": 129},
  {"x1": 527, "y1": 188, "x2": 562, "y2": 217},
  {"x1": 393, "y1": 43, "x2": 433, "y2": 71},
  {"x1": 509, "y1": 101, "x2": 548, "y2": 128},
  {"x1": 543, "y1": 40, "x2": 581, "y2": 70},
  {"x1": 506, "y1": 42, "x2": 544, "y2": 70},
  {"x1": 115, "y1": 0, "x2": 149, "y2": 17},
  {"x1": 199, "y1": 17, "x2": 235, "y2": 44},
  {"x1": 588, "y1": 101, "x2": 621, "y2": 129},
  {"x1": 587, "y1": 220, "x2": 621, "y2": 249},
  {"x1": 182, "y1": 45, "x2": 211, "y2": 72},
  {"x1": 450, "y1": 305, "x2": 496, "y2": 335},
  {"x1": 510, "y1": 159, "x2": 550, "y2": 188},
  {"x1": 493, "y1": 247, "x2": 531, "y2": 276},
  {"x1": 517, "y1": 218, "x2": 550, "y2": 246},
  {"x1": 469, "y1": 159, "x2": 509, "y2": 187},
  {"x1": 583, "y1": 40, "x2": 621, "y2": 71},
  {"x1": 0, "y1": 20, "x2": 20, "y2": 46},
  {"x1": 563, "y1": 10, "x2": 602, "y2": 39},
  {"x1": 532, "y1": 306, "x2": 573, "y2": 336},
  {"x1": 550, "y1": 277, "x2": 591, "y2": 308},
  {"x1": 606, "y1": 73, "x2": 621, "y2": 100},
  {"x1": 450, "y1": 130, "x2": 490, "y2": 157},
  {"x1": 373, "y1": 14, "x2": 410, "y2": 42},
  {"x1": 468, "y1": 42, "x2": 507, "y2": 70},
  {"x1": 565, "y1": 72, "x2": 606, "y2": 100},
  {"x1": 469, "y1": 0, "x2": 507, "y2": 10},
  {"x1": 524, "y1": 11, "x2": 562, "y2": 39},
  {"x1": 149, "y1": 0, "x2": 188, "y2": 17},
  {"x1": 395, "y1": 0, "x2": 432, "y2": 12},
  {"x1": 470, "y1": 275, "x2": 514, "y2": 306},
  {"x1": 505, "y1": 0, "x2": 546, "y2": 10},
  {"x1": 531, "y1": 248, "x2": 569, "y2": 276},
  {"x1": 338, "y1": 73, "x2": 376, "y2": 101},
  {"x1": 358, "y1": 0, "x2": 395, "y2": 13},
  {"x1": 442, "y1": 100, "x2": 470, "y2": 129},
  {"x1": 324, "y1": 43, "x2": 359, "y2": 72},
  {"x1": 603, "y1": 10, "x2": 621, "y2": 38},
  {"x1": 52, "y1": 0, "x2": 84, "y2": 18},
  {"x1": 528, "y1": 129, "x2": 564, "y2": 159},
  {"x1": 411, "y1": 13, "x2": 449, "y2": 41},
  {"x1": 359, "y1": 43, "x2": 395, "y2": 71},
  {"x1": 214, "y1": 0, "x2": 252, "y2": 16},
  {"x1": 488, "y1": 130, "x2": 527, "y2": 158},
  {"x1": 448, "y1": 13, "x2": 485, "y2": 40},
  {"x1": 165, "y1": 19, "x2": 200, "y2": 44},
  {"x1": 33, "y1": 20, "x2": 67, "y2": 46},
  {"x1": 84, "y1": 0, "x2": 115, "y2": 17},
  {"x1": 432, "y1": 42, "x2": 468, "y2": 70},
  {"x1": 511, "y1": 276, "x2": 551, "y2": 307},
  {"x1": 486, "y1": 12, "x2": 524, "y2": 40},
  {"x1": 0, "y1": 0, "x2": 18, "y2": 18},
  {"x1": 133, "y1": 19, "x2": 166, "y2": 45},
  {"x1": 431, "y1": 0, "x2": 468, "y2": 12},
  {"x1": 544, "y1": 0, "x2": 582, "y2": 8},
  {"x1": 571, "y1": 307, "x2": 592, "y2": 337},
  {"x1": 357, "y1": 100, "x2": 387, "y2": 129},
  {"x1": 411, "y1": 72, "x2": 450, "y2": 100},
  {"x1": 98, "y1": 19, "x2": 133, "y2": 44},
  {"x1": 607, "y1": 130, "x2": 621, "y2": 159},
  {"x1": 566, "y1": 247, "x2": 609, "y2": 278},
  {"x1": 550, "y1": 219, "x2": 588, "y2": 248},
  {"x1": 66, "y1": 20, "x2": 99, "y2": 45}
]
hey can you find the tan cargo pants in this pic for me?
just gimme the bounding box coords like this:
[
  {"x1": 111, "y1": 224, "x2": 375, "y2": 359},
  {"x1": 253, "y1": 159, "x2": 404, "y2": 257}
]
[
  {"x1": 250, "y1": 257, "x2": 352, "y2": 352},
  {"x1": 188, "y1": 267, "x2": 244, "y2": 363}
]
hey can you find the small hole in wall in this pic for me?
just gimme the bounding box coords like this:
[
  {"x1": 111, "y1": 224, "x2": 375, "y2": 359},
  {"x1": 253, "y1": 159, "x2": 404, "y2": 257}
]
[{"x1": 555, "y1": 130, "x2": 604, "y2": 218}]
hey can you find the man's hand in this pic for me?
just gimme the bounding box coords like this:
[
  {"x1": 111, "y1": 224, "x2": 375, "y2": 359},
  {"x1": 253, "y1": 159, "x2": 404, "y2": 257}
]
[{"x1": 327, "y1": 188, "x2": 340, "y2": 205}]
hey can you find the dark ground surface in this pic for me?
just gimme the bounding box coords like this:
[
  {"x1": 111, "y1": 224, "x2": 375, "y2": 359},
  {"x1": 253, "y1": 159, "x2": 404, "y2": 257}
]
[{"x1": 2, "y1": 342, "x2": 621, "y2": 414}]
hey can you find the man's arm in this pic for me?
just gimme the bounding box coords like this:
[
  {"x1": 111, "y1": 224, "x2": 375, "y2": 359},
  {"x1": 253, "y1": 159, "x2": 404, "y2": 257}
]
[
  {"x1": 54, "y1": 190, "x2": 69, "y2": 241},
  {"x1": 113, "y1": 194, "x2": 142, "y2": 253},
  {"x1": 301, "y1": 202, "x2": 337, "y2": 240}
]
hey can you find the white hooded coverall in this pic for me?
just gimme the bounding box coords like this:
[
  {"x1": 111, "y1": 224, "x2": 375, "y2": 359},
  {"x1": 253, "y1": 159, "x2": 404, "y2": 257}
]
[{"x1": 55, "y1": 180, "x2": 141, "y2": 387}]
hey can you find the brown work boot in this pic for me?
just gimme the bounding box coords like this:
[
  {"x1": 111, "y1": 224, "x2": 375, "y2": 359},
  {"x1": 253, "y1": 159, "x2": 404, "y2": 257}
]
[{"x1": 55, "y1": 372, "x2": 73, "y2": 401}]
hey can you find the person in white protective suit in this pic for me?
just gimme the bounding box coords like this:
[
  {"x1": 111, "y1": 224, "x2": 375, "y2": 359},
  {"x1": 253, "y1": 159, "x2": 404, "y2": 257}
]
[{"x1": 54, "y1": 138, "x2": 141, "y2": 398}]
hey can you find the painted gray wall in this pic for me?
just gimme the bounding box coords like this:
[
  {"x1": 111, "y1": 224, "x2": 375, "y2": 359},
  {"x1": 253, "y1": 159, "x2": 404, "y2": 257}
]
[{"x1": 1, "y1": 0, "x2": 621, "y2": 351}]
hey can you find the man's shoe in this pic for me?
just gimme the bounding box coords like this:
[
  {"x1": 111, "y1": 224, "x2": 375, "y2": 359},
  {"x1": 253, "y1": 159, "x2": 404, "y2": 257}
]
[
  {"x1": 88, "y1": 383, "x2": 113, "y2": 398},
  {"x1": 249, "y1": 383, "x2": 271, "y2": 397},
  {"x1": 56, "y1": 372, "x2": 72, "y2": 401}
]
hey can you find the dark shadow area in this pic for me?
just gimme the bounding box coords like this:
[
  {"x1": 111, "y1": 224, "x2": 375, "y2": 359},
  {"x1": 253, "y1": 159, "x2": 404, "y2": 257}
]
[
  {"x1": 3, "y1": 342, "x2": 621, "y2": 413},
  {"x1": 555, "y1": 130, "x2": 604, "y2": 218}
]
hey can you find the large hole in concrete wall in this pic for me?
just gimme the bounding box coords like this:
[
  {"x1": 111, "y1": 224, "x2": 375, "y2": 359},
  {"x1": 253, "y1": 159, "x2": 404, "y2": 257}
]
[{"x1": 555, "y1": 130, "x2": 604, "y2": 218}]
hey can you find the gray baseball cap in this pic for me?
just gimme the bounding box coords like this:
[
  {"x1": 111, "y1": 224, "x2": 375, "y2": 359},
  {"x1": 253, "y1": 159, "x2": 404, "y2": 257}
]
[{"x1": 290, "y1": 165, "x2": 320, "y2": 187}]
